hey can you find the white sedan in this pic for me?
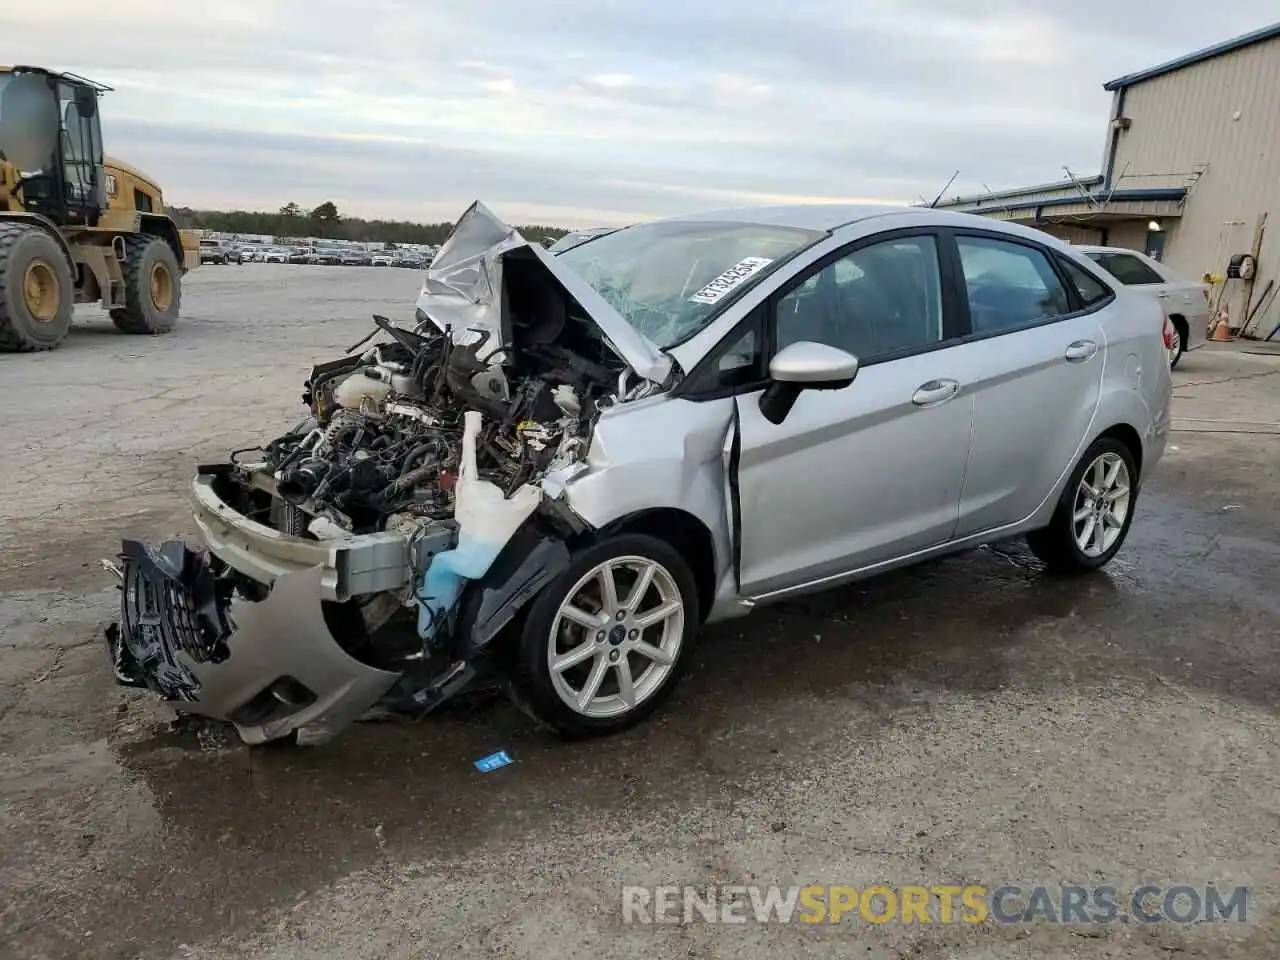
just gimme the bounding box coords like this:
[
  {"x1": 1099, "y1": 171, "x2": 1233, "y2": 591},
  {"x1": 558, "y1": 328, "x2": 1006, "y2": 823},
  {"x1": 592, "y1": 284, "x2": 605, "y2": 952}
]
[{"x1": 1077, "y1": 245, "x2": 1209, "y2": 368}]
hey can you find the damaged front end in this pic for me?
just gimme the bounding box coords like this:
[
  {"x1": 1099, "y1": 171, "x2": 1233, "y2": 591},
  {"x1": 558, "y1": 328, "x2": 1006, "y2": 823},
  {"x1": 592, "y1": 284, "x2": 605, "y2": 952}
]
[
  {"x1": 107, "y1": 202, "x2": 669, "y2": 745},
  {"x1": 108, "y1": 544, "x2": 403, "y2": 744}
]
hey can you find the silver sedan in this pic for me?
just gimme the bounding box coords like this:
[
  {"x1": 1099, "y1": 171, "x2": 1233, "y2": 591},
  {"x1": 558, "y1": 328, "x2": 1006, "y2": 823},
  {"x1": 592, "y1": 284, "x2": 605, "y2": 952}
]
[{"x1": 112, "y1": 202, "x2": 1173, "y2": 744}]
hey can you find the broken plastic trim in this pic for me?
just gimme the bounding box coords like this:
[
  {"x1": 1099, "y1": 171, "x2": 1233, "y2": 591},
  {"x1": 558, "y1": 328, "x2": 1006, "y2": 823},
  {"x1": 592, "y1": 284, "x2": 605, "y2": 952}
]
[
  {"x1": 454, "y1": 526, "x2": 573, "y2": 659},
  {"x1": 115, "y1": 539, "x2": 235, "y2": 701}
]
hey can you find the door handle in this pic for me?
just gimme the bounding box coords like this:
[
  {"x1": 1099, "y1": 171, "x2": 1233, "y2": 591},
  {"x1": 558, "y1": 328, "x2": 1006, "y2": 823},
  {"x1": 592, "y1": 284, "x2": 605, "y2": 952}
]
[
  {"x1": 1064, "y1": 340, "x2": 1097, "y2": 362},
  {"x1": 912, "y1": 379, "x2": 959, "y2": 406},
  {"x1": 1156, "y1": 292, "x2": 1170, "y2": 299}
]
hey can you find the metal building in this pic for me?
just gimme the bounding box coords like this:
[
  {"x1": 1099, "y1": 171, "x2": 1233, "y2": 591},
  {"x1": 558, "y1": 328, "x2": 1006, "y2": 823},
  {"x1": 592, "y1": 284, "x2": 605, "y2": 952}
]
[{"x1": 936, "y1": 21, "x2": 1280, "y2": 337}]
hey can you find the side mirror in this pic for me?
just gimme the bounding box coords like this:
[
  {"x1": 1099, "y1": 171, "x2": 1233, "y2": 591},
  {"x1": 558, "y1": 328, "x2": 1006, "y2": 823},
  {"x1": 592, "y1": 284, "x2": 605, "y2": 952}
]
[{"x1": 759, "y1": 341, "x2": 858, "y2": 425}]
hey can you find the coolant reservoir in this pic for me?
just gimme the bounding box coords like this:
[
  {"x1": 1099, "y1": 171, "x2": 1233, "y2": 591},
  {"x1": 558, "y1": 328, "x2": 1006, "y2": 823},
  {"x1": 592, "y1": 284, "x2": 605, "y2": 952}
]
[
  {"x1": 334, "y1": 372, "x2": 392, "y2": 411},
  {"x1": 416, "y1": 410, "x2": 541, "y2": 638}
]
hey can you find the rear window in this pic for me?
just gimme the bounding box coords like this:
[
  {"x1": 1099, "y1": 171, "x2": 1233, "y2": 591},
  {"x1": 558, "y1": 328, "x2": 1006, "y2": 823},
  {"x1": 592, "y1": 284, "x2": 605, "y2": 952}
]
[
  {"x1": 1085, "y1": 251, "x2": 1164, "y2": 286},
  {"x1": 1056, "y1": 254, "x2": 1113, "y2": 306}
]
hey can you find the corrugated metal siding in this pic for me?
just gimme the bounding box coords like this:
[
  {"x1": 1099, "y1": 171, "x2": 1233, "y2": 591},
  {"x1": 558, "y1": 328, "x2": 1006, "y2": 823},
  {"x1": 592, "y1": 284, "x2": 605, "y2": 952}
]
[
  {"x1": 1034, "y1": 224, "x2": 1106, "y2": 245},
  {"x1": 1107, "y1": 221, "x2": 1150, "y2": 252},
  {"x1": 1113, "y1": 34, "x2": 1280, "y2": 332}
]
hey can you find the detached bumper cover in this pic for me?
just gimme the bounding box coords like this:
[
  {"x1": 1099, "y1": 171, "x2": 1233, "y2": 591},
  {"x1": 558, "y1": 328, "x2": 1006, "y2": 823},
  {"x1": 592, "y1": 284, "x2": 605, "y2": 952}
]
[{"x1": 111, "y1": 539, "x2": 401, "y2": 745}]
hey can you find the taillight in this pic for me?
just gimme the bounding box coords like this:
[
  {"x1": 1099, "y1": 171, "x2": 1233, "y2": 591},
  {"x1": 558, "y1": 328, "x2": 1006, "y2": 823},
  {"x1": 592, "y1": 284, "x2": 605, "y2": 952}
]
[{"x1": 1162, "y1": 315, "x2": 1174, "y2": 349}]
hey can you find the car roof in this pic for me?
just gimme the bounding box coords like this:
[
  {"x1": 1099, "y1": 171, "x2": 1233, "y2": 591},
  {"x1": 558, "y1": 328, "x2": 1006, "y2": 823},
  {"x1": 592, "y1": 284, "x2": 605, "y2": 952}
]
[{"x1": 1074, "y1": 244, "x2": 1143, "y2": 256}]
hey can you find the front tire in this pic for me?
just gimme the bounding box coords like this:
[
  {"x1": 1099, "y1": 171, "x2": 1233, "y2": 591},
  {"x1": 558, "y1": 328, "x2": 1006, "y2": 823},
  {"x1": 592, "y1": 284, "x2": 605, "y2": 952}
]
[
  {"x1": 111, "y1": 235, "x2": 181, "y2": 335},
  {"x1": 1027, "y1": 436, "x2": 1138, "y2": 574},
  {"x1": 0, "y1": 223, "x2": 74, "y2": 352},
  {"x1": 507, "y1": 534, "x2": 698, "y2": 737}
]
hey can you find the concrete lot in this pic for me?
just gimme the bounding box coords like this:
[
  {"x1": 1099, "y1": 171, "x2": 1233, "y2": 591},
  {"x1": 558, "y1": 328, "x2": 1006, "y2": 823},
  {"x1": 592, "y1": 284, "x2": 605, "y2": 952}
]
[{"x1": 2, "y1": 264, "x2": 1279, "y2": 959}]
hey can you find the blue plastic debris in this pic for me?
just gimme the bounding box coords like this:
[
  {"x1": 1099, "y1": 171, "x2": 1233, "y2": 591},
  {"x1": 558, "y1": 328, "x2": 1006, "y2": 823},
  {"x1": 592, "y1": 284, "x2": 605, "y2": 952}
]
[{"x1": 475, "y1": 750, "x2": 513, "y2": 773}]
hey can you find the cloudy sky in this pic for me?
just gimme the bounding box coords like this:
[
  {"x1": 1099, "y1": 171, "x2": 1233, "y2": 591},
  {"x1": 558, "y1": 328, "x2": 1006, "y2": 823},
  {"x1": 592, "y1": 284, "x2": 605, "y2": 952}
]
[{"x1": 11, "y1": 1, "x2": 1278, "y2": 226}]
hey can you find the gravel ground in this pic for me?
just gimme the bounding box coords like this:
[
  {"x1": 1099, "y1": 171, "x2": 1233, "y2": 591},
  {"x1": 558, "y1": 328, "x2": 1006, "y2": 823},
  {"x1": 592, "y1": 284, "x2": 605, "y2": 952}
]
[{"x1": 1, "y1": 264, "x2": 1279, "y2": 959}]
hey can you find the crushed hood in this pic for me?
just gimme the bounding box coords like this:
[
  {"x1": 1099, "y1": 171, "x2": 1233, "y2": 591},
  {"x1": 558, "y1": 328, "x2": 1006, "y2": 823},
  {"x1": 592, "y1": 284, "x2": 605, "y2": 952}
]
[{"x1": 418, "y1": 201, "x2": 672, "y2": 384}]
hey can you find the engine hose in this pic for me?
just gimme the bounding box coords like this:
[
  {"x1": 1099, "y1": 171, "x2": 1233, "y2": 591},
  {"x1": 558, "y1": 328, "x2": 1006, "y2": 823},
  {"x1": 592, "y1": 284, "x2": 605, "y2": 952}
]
[
  {"x1": 317, "y1": 409, "x2": 361, "y2": 456},
  {"x1": 398, "y1": 443, "x2": 438, "y2": 479},
  {"x1": 275, "y1": 428, "x2": 323, "y2": 475},
  {"x1": 389, "y1": 462, "x2": 435, "y2": 494}
]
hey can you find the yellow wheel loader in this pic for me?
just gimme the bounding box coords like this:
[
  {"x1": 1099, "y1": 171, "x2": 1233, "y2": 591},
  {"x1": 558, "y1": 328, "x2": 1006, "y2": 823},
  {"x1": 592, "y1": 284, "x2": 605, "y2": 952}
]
[{"x1": 0, "y1": 66, "x2": 199, "y2": 352}]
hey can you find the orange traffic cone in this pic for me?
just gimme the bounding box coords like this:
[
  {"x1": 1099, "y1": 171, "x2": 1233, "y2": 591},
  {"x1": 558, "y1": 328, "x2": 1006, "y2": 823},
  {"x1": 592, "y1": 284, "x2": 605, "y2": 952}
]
[{"x1": 1211, "y1": 310, "x2": 1232, "y2": 341}]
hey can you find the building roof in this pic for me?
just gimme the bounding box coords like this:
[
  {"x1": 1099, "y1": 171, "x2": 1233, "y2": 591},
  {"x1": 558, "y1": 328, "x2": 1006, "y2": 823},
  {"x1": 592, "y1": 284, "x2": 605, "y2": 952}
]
[
  {"x1": 943, "y1": 176, "x2": 1103, "y2": 208},
  {"x1": 935, "y1": 186, "x2": 1186, "y2": 217},
  {"x1": 1103, "y1": 20, "x2": 1280, "y2": 91}
]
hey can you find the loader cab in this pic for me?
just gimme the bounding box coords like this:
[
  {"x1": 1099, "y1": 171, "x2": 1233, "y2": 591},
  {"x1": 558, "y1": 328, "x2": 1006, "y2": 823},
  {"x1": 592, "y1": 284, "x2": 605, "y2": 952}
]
[{"x1": 0, "y1": 66, "x2": 107, "y2": 227}]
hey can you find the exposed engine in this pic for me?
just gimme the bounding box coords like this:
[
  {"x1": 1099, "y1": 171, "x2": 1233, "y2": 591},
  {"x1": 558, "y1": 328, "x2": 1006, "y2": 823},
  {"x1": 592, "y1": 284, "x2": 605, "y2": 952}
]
[{"x1": 239, "y1": 314, "x2": 625, "y2": 536}]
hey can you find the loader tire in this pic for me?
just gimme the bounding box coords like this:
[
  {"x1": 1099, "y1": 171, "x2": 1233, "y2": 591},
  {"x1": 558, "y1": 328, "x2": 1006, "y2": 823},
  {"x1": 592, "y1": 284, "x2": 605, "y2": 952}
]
[
  {"x1": 112, "y1": 235, "x2": 181, "y2": 335},
  {"x1": 0, "y1": 222, "x2": 74, "y2": 352}
]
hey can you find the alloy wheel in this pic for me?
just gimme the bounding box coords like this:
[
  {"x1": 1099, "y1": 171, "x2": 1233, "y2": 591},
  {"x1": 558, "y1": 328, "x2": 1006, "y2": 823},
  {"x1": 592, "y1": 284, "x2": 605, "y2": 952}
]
[
  {"x1": 1072, "y1": 452, "x2": 1131, "y2": 557},
  {"x1": 548, "y1": 556, "x2": 685, "y2": 718},
  {"x1": 1166, "y1": 326, "x2": 1182, "y2": 367}
]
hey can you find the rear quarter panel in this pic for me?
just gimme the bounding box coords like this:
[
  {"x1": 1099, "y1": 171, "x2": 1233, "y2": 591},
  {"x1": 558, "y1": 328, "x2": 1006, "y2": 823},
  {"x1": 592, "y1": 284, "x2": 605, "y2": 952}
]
[{"x1": 1094, "y1": 286, "x2": 1173, "y2": 485}]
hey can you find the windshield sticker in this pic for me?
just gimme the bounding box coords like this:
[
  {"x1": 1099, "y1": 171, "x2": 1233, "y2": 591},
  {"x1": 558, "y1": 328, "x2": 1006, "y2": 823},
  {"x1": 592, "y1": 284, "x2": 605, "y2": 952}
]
[{"x1": 688, "y1": 257, "x2": 774, "y2": 305}]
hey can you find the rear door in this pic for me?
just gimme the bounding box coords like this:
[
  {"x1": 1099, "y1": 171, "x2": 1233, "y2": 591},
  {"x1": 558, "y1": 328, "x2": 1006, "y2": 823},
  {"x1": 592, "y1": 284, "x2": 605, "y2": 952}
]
[{"x1": 948, "y1": 233, "x2": 1109, "y2": 538}]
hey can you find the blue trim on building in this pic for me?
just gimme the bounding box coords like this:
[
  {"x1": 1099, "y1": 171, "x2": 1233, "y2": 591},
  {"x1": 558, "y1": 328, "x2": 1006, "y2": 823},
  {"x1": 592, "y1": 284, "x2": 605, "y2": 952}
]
[{"x1": 1103, "y1": 21, "x2": 1280, "y2": 91}]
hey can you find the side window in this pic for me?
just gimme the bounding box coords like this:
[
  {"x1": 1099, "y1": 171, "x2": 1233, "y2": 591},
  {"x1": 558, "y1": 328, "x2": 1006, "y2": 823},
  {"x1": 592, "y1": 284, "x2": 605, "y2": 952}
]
[
  {"x1": 956, "y1": 236, "x2": 1072, "y2": 334},
  {"x1": 774, "y1": 235, "x2": 943, "y2": 361},
  {"x1": 1056, "y1": 254, "x2": 1112, "y2": 306},
  {"x1": 685, "y1": 305, "x2": 766, "y2": 394},
  {"x1": 714, "y1": 328, "x2": 761, "y2": 386},
  {"x1": 1091, "y1": 252, "x2": 1164, "y2": 286}
]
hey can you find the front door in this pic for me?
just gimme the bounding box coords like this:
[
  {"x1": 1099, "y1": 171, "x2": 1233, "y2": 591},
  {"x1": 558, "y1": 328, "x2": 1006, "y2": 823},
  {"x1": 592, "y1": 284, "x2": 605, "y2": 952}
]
[{"x1": 733, "y1": 232, "x2": 973, "y2": 600}]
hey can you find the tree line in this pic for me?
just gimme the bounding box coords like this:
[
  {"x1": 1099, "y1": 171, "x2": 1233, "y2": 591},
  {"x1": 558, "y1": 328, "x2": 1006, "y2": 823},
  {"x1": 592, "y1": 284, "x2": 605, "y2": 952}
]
[{"x1": 166, "y1": 201, "x2": 573, "y2": 246}]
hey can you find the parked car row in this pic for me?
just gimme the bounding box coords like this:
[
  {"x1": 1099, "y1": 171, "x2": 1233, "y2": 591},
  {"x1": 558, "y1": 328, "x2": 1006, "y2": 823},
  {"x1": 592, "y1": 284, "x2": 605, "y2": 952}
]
[{"x1": 201, "y1": 242, "x2": 433, "y2": 269}]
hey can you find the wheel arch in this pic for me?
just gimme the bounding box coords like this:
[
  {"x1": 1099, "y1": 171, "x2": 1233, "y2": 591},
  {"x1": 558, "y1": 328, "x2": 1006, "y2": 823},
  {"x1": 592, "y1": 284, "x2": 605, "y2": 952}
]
[
  {"x1": 595, "y1": 507, "x2": 717, "y2": 623},
  {"x1": 0, "y1": 212, "x2": 75, "y2": 270},
  {"x1": 137, "y1": 214, "x2": 185, "y2": 268},
  {"x1": 1094, "y1": 422, "x2": 1144, "y2": 482}
]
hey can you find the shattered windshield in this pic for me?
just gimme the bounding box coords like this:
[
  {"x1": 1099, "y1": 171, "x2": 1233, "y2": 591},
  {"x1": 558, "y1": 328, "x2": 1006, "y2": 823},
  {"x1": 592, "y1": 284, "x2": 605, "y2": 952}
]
[{"x1": 556, "y1": 220, "x2": 822, "y2": 348}]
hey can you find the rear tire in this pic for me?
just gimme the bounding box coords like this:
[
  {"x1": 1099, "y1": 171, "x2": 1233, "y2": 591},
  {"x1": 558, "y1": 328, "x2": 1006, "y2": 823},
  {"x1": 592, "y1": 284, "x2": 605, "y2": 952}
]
[
  {"x1": 112, "y1": 235, "x2": 181, "y2": 335},
  {"x1": 1027, "y1": 436, "x2": 1138, "y2": 574},
  {"x1": 507, "y1": 534, "x2": 698, "y2": 738},
  {"x1": 1167, "y1": 316, "x2": 1187, "y2": 369},
  {"x1": 0, "y1": 222, "x2": 74, "y2": 352}
]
